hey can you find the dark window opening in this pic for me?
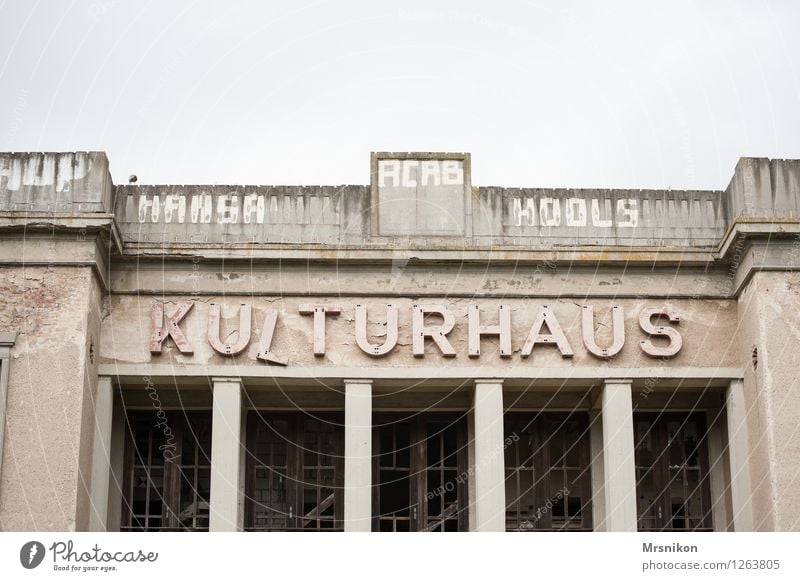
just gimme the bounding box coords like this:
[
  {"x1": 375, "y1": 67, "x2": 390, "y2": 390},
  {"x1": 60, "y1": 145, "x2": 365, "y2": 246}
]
[
  {"x1": 376, "y1": 421, "x2": 411, "y2": 532},
  {"x1": 504, "y1": 412, "x2": 593, "y2": 532},
  {"x1": 373, "y1": 414, "x2": 468, "y2": 532},
  {"x1": 245, "y1": 412, "x2": 344, "y2": 531},
  {"x1": 121, "y1": 411, "x2": 212, "y2": 532},
  {"x1": 634, "y1": 412, "x2": 713, "y2": 532}
]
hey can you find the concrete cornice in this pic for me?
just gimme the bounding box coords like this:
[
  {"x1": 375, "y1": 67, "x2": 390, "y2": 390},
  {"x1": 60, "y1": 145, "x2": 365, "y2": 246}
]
[
  {"x1": 0, "y1": 213, "x2": 123, "y2": 251},
  {"x1": 100, "y1": 363, "x2": 743, "y2": 388},
  {"x1": 715, "y1": 219, "x2": 800, "y2": 260},
  {"x1": 117, "y1": 244, "x2": 719, "y2": 266},
  {"x1": 0, "y1": 214, "x2": 123, "y2": 290}
]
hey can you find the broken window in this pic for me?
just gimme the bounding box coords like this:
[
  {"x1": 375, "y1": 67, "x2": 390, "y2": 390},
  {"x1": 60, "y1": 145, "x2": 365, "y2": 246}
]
[
  {"x1": 245, "y1": 412, "x2": 344, "y2": 531},
  {"x1": 504, "y1": 413, "x2": 593, "y2": 531},
  {"x1": 634, "y1": 413, "x2": 713, "y2": 531},
  {"x1": 373, "y1": 413, "x2": 469, "y2": 532},
  {"x1": 120, "y1": 411, "x2": 212, "y2": 531}
]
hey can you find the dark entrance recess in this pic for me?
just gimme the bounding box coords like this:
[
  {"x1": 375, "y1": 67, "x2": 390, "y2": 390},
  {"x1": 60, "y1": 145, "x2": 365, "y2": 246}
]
[
  {"x1": 373, "y1": 413, "x2": 469, "y2": 532},
  {"x1": 244, "y1": 412, "x2": 344, "y2": 531},
  {"x1": 634, "y1": 412, "x2": 713, "y2": 531}
]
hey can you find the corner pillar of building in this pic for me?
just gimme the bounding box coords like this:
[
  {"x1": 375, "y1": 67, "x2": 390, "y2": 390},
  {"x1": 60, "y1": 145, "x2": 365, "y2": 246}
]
[
  {"x1": 344, "y1": 379, "x2": 372, "y2": 532},
  {"x1": 726, "y1": 378, "x2": 754, "y2": 531},
  {"x1": 209, "y1": 377, "x2": 244, "y2": 532},
  {"x1": 88, "y1": 376, "x2": 114, "y2": 531},
  {"x1": 470, "y1": 379, "x2": 506, "y2": 532},
  {"x1": 601, "y1": 379, "x2": 637, "y2": 531}
]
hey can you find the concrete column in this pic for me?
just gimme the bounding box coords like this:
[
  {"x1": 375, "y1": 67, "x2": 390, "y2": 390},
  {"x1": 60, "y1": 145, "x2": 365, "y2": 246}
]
[
  {"x1": 601, "y1": 379, "x2": 637, "y2": 531},
  {"x1": 467, "y1": 408, "x2": 477, "y2": 531},
  {"x1": 726, "y1": 378, "x2": 754, "y2": 531},
  {"x1": 344, "y1": 379, "x2": 372, "y2": 532},
  {"x1": 589, "y1": 410, "x2": 606, "y2": 531},
  {"x1": 0, "y1": 332, "x2": 18, "y2": 485},
  {"x1": 471, "y1": 379, "x2": 506, "y2": 532},
  {"x1": 237, "y1": 409, "x2": 247, "y2": 530},
  {"x1": 106, "y1": 400, "x2": 125, "y2": 532},
  {"x1": 210, "y1": 377, "x2": 244, "y2": 532},
  {"x1": 706, "y1": 410, "x2": 730, "y2": 531},
  {"x1": 89, "y1": 376, "x2": 114, "y2": 531}
]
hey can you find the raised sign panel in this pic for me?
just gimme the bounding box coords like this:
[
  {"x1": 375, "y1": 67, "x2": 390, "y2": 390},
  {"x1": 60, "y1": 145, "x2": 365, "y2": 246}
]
[{"x1": 371, "y1": 152, "x2": 471, "y2": 236}]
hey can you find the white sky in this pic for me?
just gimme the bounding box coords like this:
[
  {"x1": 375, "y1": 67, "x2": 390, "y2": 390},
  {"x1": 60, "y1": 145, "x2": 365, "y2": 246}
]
[{"x1": 1, "y1": 0, "x2": 799, "y2": 190}]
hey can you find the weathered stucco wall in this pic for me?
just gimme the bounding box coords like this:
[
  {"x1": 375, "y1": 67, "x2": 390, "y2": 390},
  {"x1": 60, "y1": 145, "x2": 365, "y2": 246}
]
[
  {"x1": 738, "y1": 271, "x2": 800, "y2": 531},
  {"x1": 0, "y1": 265, "x2": 101, "y2": 531},
  {"x1": 109, "y1": 262, "x2": 736, "y2": 299}
]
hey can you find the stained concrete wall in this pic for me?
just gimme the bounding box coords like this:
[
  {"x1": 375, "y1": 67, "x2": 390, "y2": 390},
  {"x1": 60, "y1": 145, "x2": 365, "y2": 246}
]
[
  {"x1": 481, "y1": 187, "x2": 726, "y2": 247},
  {"x1": 0, "y1": 265, "x2": 102, "y2": 531},
  {"x1": 115, "y1": 184, "x2": 369, "y2": 246},
  {"x1": 110, "y1": 156, "x2": 800, "y2": 249},
  {"x1": 726, "y1": 158, "x2": 800, "y2": 220},
  {"x1": 116, "y1": 184, "x2": 728, "y2": 248},
  {"x1": 2, "y1": 152, "x2": 799, "y2": 252},
  {"x1": 737, "y1": 271, "x2": 800, "y2": 530},
  {"x1": 0, "y1": 152, "x2": 113, "y2": 214}
]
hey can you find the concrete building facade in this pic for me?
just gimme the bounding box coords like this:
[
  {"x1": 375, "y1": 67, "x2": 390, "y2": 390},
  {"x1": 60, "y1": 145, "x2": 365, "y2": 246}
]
[{"x1": 0, "y1": 151, "x2": 798, "y2": 532}]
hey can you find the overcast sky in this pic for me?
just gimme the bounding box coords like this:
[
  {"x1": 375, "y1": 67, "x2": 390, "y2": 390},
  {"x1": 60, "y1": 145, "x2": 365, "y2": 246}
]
[{"x1": 1, "y1": 0, "x2": 799, "y2": 190}]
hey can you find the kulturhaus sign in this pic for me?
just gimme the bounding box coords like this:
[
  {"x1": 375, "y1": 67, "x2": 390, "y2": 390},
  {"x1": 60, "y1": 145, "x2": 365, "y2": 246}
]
[{"x1": 149, "y1": 301, "x2": 683, "y2": 364}]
